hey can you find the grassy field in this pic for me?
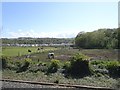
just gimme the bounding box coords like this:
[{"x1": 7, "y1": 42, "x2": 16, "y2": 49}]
[
  {"x1": 2, "y1": 46, "x2": 58, "y2": 57},
  {"x1": 2, "y1": 46, "x2": 120, "y2": 89},
  {"x1": 30, "y1": 48, "x2": 119, "y2": 62},
  {"x1": 2, "y1": 46, "x2": 118, "y2": 60}
]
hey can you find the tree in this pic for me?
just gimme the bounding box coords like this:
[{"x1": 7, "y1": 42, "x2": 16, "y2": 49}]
[{"x1": 75, "y1": 28, "x2": 118, "y2": 49}]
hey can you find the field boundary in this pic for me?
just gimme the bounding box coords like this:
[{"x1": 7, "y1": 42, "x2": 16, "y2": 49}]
[{"x1": 0, "y1": 79, "x2": 115, "y2": 90}]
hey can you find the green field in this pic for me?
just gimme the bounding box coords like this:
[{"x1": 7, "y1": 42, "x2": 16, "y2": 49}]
[
  {"x1": 1, "y1": 46, "x2": 120, "y2": 89},
  {"x1": 2, "y1": 46, "x2": 58, "y2": 56}
]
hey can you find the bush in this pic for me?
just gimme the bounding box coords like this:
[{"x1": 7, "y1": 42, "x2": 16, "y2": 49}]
[
  {"x1": 106, "y1": 61, "x2": 120, "y2": 77},
  {"x1": 29, "y1": 62, "x2": 48, "y2": 73},
  {"x1": 90, "y1": 60, "x2": 120, "y2": 77},
  {"x1": 15, "y1": 61, "x2": 22, "y2": 67},
  {"x1": 1, "y1": 56, "x2": 7, "y2": 69},
  {"x1": 1, "y1": 56, "x2": 11, "y2": 69},
  {"x1": 16, "y1": 58, "x2": 31, "y2": 73},
  {"x1": 91, "y1": 60, "x2": 107, "y2": 69},
  {"x1": 11, "y1": 61, "x2": 23, "y2": 70},
  {"x1": 47, "y1": 59, "x2": 60, "y2": 73},
  {"x1": 64, "y1": 53, "x2": 91, "y2": 77},
  {"x1": 94, "y1": 69, "x2": 108, "y2": 75},
  {"x1": 63, "y1": 61, "x2": 71, "y2": 73},
  {"x1": 70, "y1": 58, "x2": 91, "y2": 77},
  {"x1": 72, "y1": 53, "x2": 89, "y2": 61}
]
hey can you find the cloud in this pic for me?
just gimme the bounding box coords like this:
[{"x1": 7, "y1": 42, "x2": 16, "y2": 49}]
[{"x1": 5, "y1": 29, "x2": 79, "y2": 38}]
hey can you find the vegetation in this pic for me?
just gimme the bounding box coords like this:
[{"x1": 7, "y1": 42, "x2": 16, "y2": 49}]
[
  {"x1": 47, "y1": 59, "x2": 60, "y2": 73},
  {"x1": 2, "y1": 38, "x2": 74, "y2": 44},
  {"x1": 63, "y1": 53, "x2": 91, "y2": 77},
  {"x1": 2, "y1": 52, "x2": 120, "y2": 88},
  {"x1": 2, "y1": 47, "x2": 119, "y2": 83},
  {"x1": 1, "y1": 28, "x2": 120, "y2": 89},
  {"x1": 16, "y1": 58, "x2": 31, "y2": 73},
  {"x1": 90, "y1": 60, "x2": 120, "y2": 77},
  {"x1": 2, "y1": 46, "x2": 58, "y2": 56},
  {"x1": 75, "y1": 28, "x2": 120, "y2": 49},
  {"x1": 1, "y1": 56, "x2": 8, "y2": 69}
]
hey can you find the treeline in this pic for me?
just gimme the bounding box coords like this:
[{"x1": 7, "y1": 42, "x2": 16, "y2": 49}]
[
  {"x1": 75, "y1": 28, "x2": 120, "y2": 49},
  {"x1": 2, "y1": 38, "x2": 74, "y2": 44}
]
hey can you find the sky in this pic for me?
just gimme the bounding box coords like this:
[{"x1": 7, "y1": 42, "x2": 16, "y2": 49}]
[
  {"x1": 118, "y1": 1, "x2": 120, "y2": 27},
  {"x1": 2, "y1": 2, "x2": 118, "y2": 38}
]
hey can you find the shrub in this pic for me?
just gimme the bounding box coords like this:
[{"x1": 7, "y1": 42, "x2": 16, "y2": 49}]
[
  {"x1": 29, "y1": 62, "x2": 48, "y2": 73},
  {"x1": 106, "y1": 61, "x2": 120, "y2": 77},
  {"x1": 90, "y1": 60, "x2": 120, "y2": 77},
  {"x1": 12, "y1": 61, "x2": 23, "y2": 70},
  {"x1": 15, "y1": 61, "x2": 22, "y2": 67},
  {"x1": 64, "y1": 53, "x2": 91, "y2": 77},
  {"x1": 91, "y1": 60, "x2": 108, "y2": 66},
  {"x1": 72, "y1": 53, "x2": 89, "y2": 61},
  {"x1": 63, "y1": 61, "x2": 71, "y2": 73},
  {"x1": 47, "y1": 59, "x2": 60, "y2": 73},
  {"x1": 16, "y1": 58, "x2": 31, "y2": 73},
  {"x1": 94, "y1": 69, "x2": 108, "y2": 75},
  {"x1": 70, "y1": 58, "x2": 91, "y2": 77},
  {"x1": 1, "y1": 56, "x2": 7, "y2": 69},
  {"x1": 90, "y1": 60, "x2": 101, "y2": 65},
  {"x1": 1, "y1": 56, "x2": 11, "y2": 69}
]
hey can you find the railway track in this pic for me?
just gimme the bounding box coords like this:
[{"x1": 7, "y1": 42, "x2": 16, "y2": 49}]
[{"x1": 0, "y1": 79, "x2": 115, "y2": 90}]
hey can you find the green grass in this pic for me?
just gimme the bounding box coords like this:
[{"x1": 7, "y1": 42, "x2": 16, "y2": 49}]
[
  {"x1": 2, "y1": 46, "x2": 118, "y2": 61},
  {"x1": 2, "y1": 47, "x2": 120, "y2": 89},
  {"x1": 2, "y1": 46, "x2": 58, "y2": 57}
]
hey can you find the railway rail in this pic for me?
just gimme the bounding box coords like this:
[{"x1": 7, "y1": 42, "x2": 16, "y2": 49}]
[{"x1": 0, "y1": 79, "x2": 115, "y2": 90}]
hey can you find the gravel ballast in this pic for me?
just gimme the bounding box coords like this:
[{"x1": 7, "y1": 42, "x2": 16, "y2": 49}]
[{"x1": 2, "y1": 81, "x2": 70, "y2": 88}]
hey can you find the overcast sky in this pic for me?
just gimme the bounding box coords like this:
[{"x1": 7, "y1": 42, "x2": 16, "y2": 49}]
[{"x1": 2, "y1": 2, "x2": 118, "y2": 38}]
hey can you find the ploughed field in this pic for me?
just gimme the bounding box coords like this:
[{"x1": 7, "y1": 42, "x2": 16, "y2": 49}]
[{"x1": 1, "y1": 46, "x2": 120, "y2": 89}]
